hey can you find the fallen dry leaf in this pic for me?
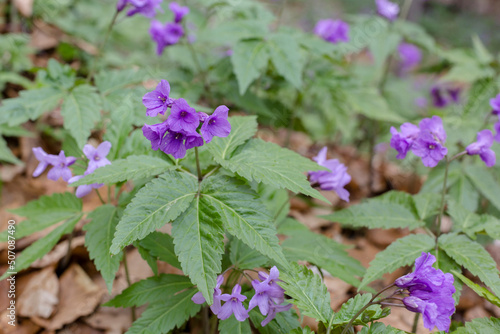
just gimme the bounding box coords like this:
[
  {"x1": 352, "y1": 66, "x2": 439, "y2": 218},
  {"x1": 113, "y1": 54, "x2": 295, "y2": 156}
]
[
  {"x1": 18, "y1": 266, "x2": 59, "y2": 318},
  {"x1": 31, "y1": 236, "x2": 85, "y2": 268},
  {"x1": 13, "y1": 0, "x2": 33, "y2": 17}
]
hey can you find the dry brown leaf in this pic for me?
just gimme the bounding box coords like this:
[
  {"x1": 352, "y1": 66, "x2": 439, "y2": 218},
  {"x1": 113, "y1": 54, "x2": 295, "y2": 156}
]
[
  {"x1": 31, "y1": 236, "x2": 85, "y2": 268},
  {"x1": 18, "y1": 266, "x2": 59, "y2": 318},
  {"x1": 0, "y1": 317, "x2": 41, "y2": 334},
  {"x1": 13, "y1": 0, "x2": 33, "y2": 17},
  {"x1": 84, "y1": 307, "x2": 136, "y2": 334}
]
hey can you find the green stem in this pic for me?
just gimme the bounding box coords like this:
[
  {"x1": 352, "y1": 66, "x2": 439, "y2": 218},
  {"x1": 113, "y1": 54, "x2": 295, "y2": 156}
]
[
  {"x1": 400, "y1": 0, "x2": 415, "y2": 21},
  {"x1": 194, "y1": 147, "x2": 202, "y2": 182},
  {"x1": 95, "y1": 189, "x2": 106, "y2": 204},
  {"x1": 435, "y1": 157, "x2": 450, "y2": 251},
  {"x1": 123, "y1": 253, "x2": 137, "y2": 321},
  {"x1": 412, "y1": 312, "x2": 420, "y2": 333}
]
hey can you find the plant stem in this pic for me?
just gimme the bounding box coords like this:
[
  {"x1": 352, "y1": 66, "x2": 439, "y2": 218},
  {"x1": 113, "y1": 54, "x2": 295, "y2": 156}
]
[
  {"x1": 123, "y1": 253, "x2": 136, "y2": 321},
  {"x1": 412, "y1": 312, "x2": 420, "y2": 333},
  {"x1": 202, "y1": 306, "x2": 210, "y2": 334},
  {"x1": 194, "y1": 147, "x2": 203, "y2": 182},
  {"x1": 435, "y1": 157, "x2": 449, "y2": 251},
  {"x1": 95, "y1": 189, "x2": 106, "y2": 204},
  {"x1": 400, "y1": 0, "x2": 415, "y2": 21}
]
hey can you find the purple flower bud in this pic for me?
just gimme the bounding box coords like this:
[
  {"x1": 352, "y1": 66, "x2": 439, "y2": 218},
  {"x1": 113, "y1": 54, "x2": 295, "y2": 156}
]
[
  {"x1": 142, "y1": 121, "x2": 169, "y2": 151},
  {"x1": 398, "y1": 43, "x2": 421, "y2": 72},
  {"x1": 32, "y1": 147, "x2": 53, "y2": 178},
  {"x1": 200, "y1": 105, "x2": 231, "y2": 143},
  {"x1": 490, "y1": 93, "x2": 500, "y2": 115},
  {"x1": 169, "y1": 2, "x2": 189, "y2": 23},
  {"x1": 314, "y1": 19, "x2": 350, "y2": 44},
  {"x1": 167, "y1": 98, "x2": 200, "y2": 133},
  {"x1": 466, "y1": 129, "x2": 496, "y2": 167},
  {"x1": 117, "y1": 0, "x2": 128, "y2": 12},
  {"x1": 309, "y1": 147, "x2": 351, "y2": 202},
  {"x1": 376, "y1": 0, "x2": 399, "y2": 21},
  {"x1": 390, "y1": 123, "x2": 420, "y2": 159},
  {"x1": 142, "y1": 80, "x2": 174, "y2": 117},
  {"x1": 218, "y1": 284, "x2": 249, "y2": 321},
  {"x1": 198, "y1": 112, "x2": 209, "y2": 122},
  {"x1": 46, "y1": 151, "x2": 76, "y2": 182},
  {"x1": 126, "y1": 0, "x2": 163, "y2": 18},
  {"x1": 83, "y1": 141, "x2": 112, "y2": 173},
  {"x1": 431, "y1": 87, "x2": 448, "y2": 108}
]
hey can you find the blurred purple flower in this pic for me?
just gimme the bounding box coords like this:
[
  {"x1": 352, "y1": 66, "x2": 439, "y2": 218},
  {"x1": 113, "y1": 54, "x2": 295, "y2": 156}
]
[
  {"x1": 309, "y1": 147, "x2": 351, "y2": 202},
  {"x1": 411, "y1": 131, "x2": 447, "y2": 168},
  {"x1": 142, "y1": 121, "x2": 169, "y2": 150},
  {"x1": 169, "y1": 2, "x2": 189, "y2": 23},
  {"x1": 83, "y1": 141, "x2": 111, "y2": 173},
  {"x1": 419, "y1": 115, "x2": 446, "y2": 143},
  {"x1": 415, "y1": 97, "x2": 428, "y2": 109},
  {"x1": 126, "y1": 0, "x2": 163, "y2": 18},
  {"x1": 47, "y1": 151, "x2": 76, "y2": 182},
  {"x1": 32, "y1": 147, "x2": 54, "y2": 178},
  {"x1": 398, "y1": 43, "x2": 421, "y2": 72},
  {"x1": 192, "y1": 275, "x2": 224, "y2": 315},
  {"x1": 142, "y1": 80, "x2": 174, "y2": 117},
  {"x1": 466, "y1": 129, "x2": 496, "y2": 167},
  {"x1": 68, "y1": 174, "x2": 104, "y2": 198},
  {"x1": 390, "y1": 123, "x2": 420, "y2": 159},
  {"x1": 117, "y1": 0, "x2": 127, "y2": 12},
  {"x1": 431, "y1": 87, "x2": 448, "y2": 108},
  {"x1": 218, "y1": 284, "x2": 249, "y2": 321},
  {"x1": 376, "y1": 0, "x2": 399, "y2": 21},
  {"x1": 261, "y1": 302, "x2": 292, "y2": 327},
  {"x1": 167, "y1": 98, "x2": 199, "y2": 133},
  {"x1": 431, "y1": 86, "x2": 461, "y2": 108},
  {"x1": 494, "y1": 121, "x2": 500, "y2": 142},
  {"x1": 200, "y1": 105, "x2": 231, "y2": 143},
  {"x1": 314, "y1": 19, "x2": 349, "y2": 44},
  {"x1": 149, "y1": 21, "x2": 184, "y2": 55},
  {"x1": 490, "y1": 93, "x2": 500, "y2": 115}
]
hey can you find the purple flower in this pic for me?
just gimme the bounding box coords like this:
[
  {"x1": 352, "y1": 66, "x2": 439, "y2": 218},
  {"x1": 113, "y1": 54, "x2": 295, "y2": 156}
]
[
  {"x1": 68, "y1": 174, "x2": 104, "y2": 198},
  {"x1": 419, "y1": 115, "x2": 446, "y2": 143},
  {"x1": 261, "y1": 302, "x2": 292, "y2": 327},
  {"x1": 398, "y1": 43, "x2": 421, "y2": 72},
  {"x1": 32, "y1": 147, "x2": 54, "y2": 178},
  {"x1": 431, "y1": 87, "x2": 448, "y2": 108},
  {"x1": 431, "y1": 86, "x2": 460, "y2": 108},
  {"x1": 218, "y1": 284, "x2": 249, "y2": 321},
  {"x1": 142, "y1": 121, "x2": 169, "y2": 150},
  {"x1": 376, "y1": 0, "x2": 399, "y2": 21},
  {"x1": 126, "y1": 0, "x2": 163, "y2": 18},
  {"x1": 415, "y1": 97, "x2": 428, "y2": 109},
  {"x1": 249, "y1": 280, "x2": 273, "y2": 315},
  {"x1": 149, "y1": 21, "x2": 184, "y2": 55},
  {"x1": 258, "y1": 266, "x2": 286, "y2": 301},
  {"x1": 192, "y1": 275, "x2": 224, "y2": 315},
  {"x1": 169, "y1": 2, "x2": 189, "y2": 23},
  {"x1": 395, "y1": 252, "x2": 455, "y2": 332},
  {"x1": 167, "y1": 98, "x2": 199, "y2": 133},
  {"x1": 83, "y1": 141, "x2": 111, "y2": 173},
  {"x1": 142, "y1": 80, "x2": 174, "y2": 117},
  {"x1": 249, "y1": 266, "x2": 286, "y2": 315},
  {"x1": 494, "y1": 121, "x2": 500, "y2": 142},
  {"x1": 411, "y1": 132, "x2": 448, "y2": 167},
  {"x1": 117, "y1": 0, "x2": 127, "y2": 12},
  {"x1": 185, "y1": 132, "x2": 204, "y2": 149},
  {"x1": 390, "y1": 123, "x2": 420, "y2": 159},
  {"x1": 314, "y1": 19, "x2": 349, "y2": 44},
  {"x1": 309, "y1": 147, "x2": 351, "y2": 202},
  {"x1": 46, "y1": 151, "x2": 76, "y2": 182},
  {"x1": 490, "y1": 93, "x2": 500, "y2": 115},
  {"x1": 447, "y1": 88, "x2": 460, "y2": 103},
  {"x1": 200, "y1": 105, "x2": 231, "y2": 143},
  {"x1": 160, "y1": 128, "x2": 187, "y2": 159},
  {"x1": 466, "y1": 129, "x2": 496, "y2": 167}
]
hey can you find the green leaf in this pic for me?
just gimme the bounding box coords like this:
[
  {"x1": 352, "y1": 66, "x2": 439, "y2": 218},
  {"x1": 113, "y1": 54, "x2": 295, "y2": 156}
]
[
  {"x1": 207, "y1": 116, "x2": 258, "y2": 160},
  {"x1": 171, "y1": 196, "x2": 225, "y2": 304},
  {"x1": 472, "y1": 35, "x2": 494, "y2": 64},
  {"x1": 139, "y1": 231, "x2": 181, "y2": 269},
  {"x1": 359, "y1": 322, "x2": 406, "y2": 334},
  {"x1": 359, "y1": 234, "x2": 435, "y2": 291},
  {"x1": 83, "y1": 205, "x2": 121, "y2": 292},
  {"x1": 463, "y1": 79, "x2": 498, "y2": 117},
  {"x1": 459, "y1": 317, "x2": 500, "y2": 334},
  {"x1": 215, "y1": 138, "x2": 328, "y2": 202},
  {"x1": 368, "y1": 30, "x2": 401, "y2": 72},
  {"x1": 1, "y1": 213, "x2": 82, "y2": 280},
  {"x1": 433, "y1": 251, "x2": 463, "y2": 305},
  {"x1": 447, "y1": 200, "x2": 491, "y2": 238},
  {"x1": 332, "y1": 293, "x2": 390, "y2": 327},
  {"x1": 452, "y1": 270, "x2": 500, "y2": 307},
  {"x1": 71, "y1": 155, "x2": 174, "y2": 186},
  {"x1": 0, "y1": 192, "x2": 82, "y2": 242},
  {"x1": 323, "y1": 201, "x2": 423, "y2": 230},
  {"x1": 0, "y1": 137, "x2": 21, "y2": 164},
  {"x1": 103, "y1": 103, "x2": 134, "y2": 160},
  {"x1": 104, "y1": 274, "x2": 193, "y2": 308},
  {"x1": 231, "y1": 39, "x2": 269, "y2": 95},
  {"x1": 280, "y1": 219, "x2": 364, "y2": 287},
  {"x1": 279, "y1": 263, "x2": 333, "y2": 323},
  {"x1": 95, "y1": 68, "x2": 144, "y2": 96},
  {"x1": 125, "y1": 289, "x2": 201, "y2": 334},
  {"x1": 219, "y1": 317, "x2": 252, "y2": 334},
  {"x1": 413, "y1": 193, "x2": 442, "y2": 221},
  {"x1": 202, "y1": 175, "x2": 288, "y2": 268},
  {"x1": 448, "y1": 173, "x2": 479, "y2": 213},
  {"x1": 439, "y1": 233, "x2": 500, "y2": 298},
  {"x1": 61, "y1": 84, "x2": 101, "y2": 148},
  {"x1": 465, "y1": 165, "x2": 500, "y2": 212},
  {"x1": 268, "y1": 33, "x2": 304, "y2": 89},
  {"x1": 110, "y1": 171, "x2": 197, "y2": 254},
  {"x1": 345, "y1": 88, "x2": 405, "y2": 123},
  {"x1": 248, "y1": 307, "x2": 300, "y2": 334},
  {"x1": 229, "y1": 238, "x2": 269, "y2": 270},
  {"x1": 136, "y1": 242, "x2": 158, "y2": 275}
]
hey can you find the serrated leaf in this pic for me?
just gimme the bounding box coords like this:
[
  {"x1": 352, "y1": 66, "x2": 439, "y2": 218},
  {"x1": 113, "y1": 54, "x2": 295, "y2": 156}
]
[
  {"x1": 280, "y1": 219, "x2": 364, "y2": 287},
  {"x1": 279, "y1": 263, "x2": 333, "y2": 323},
  {"x1": 452, "y1": 270, "x2": 500, "y2": 307},
  {"x1": 248, "y1": 307, "x2": 300, "y2": 334},
  {"x1": 463, "y1": 78, "x2": 498, "y2": 117},
  {"x1": 136, "y1": 242, "x2": 158, "y2": 275},
  {"x1": 229, "y1": 238, "x2": 269, "y2": 270},
  {"x1": 459, "y1": 317, "x2": 500, "y2": 334},
  {"x1": 207, "y1": 116, "x2": 257, "y2": 160},
  {"x1": 171, "y1": 196, "x2": 225, "y2": 304},
  {"x1": 1, "y1": 214, "x2": 82, "y2": 280},
  {"x1": 219, "y1": 317, "x2": 252, "y2": 334},
  {"x1": 231, "y1": 39, "x2": 269, "y2": 95},
  {"x1": 215, "y1": 138, "x2": 328, "y2": 202},
  {"x1": 72, "y1": 155, "x2": 174, "y2": 186},
  {"x1": 110, "y1": 171, "x2": 197, "y2": 254},
  {"x1": 448, "y1": 173, "x2": 479, "y2": 212},
  {"x1": 465, "y1": 165, "x2": 500, "y2": 212},
  {"x1": 105, "y1": 274, "x2": 193, "y2": 308},
  {"x1": 1, "y1": 192, "x2": 82, "y2": 242},
  {"x1": 84, "y1": 205, "x2": 121, "y2": 292},
  {"x1": 439, "y1": 233, "x2": 500, "y2": 298},
  {"x1": 0, "y1": 137, "x2": 21, "y2": 164},
  {"x1": 103, "y1": 104, "x2": 134, "y2": 160},
  {"x1": 446, "y1": 200, "x2": 495, "y2": 239},
  {"x1": 202, "y1": 175, "x2": 288, "y2": 268},
  {"x1": 345, "y1": 88, "x2": 405, "y2": 123},
  {"x1": 139, "y1": 231, "x2": 181, "y2": 269},
  {"x1": 359, "y1": 322, "x2": 406, "y2": 334},
  {"x1": 268, "y1": 33, "x2": 303, "y2": 88},
  {"x1": 323, "y1": 201, "x2": 423, "y2": 230},
  {"x1": 331, "y1": 293, "x2": 371, "y2": 325},
  {"x1": 413, "y1": 193, "x2": 442, "y2": 220},
  {"x1": 125, "y1": 289, "x2": 201, "y2": 334},
  {"x1": 95, "y1": 68, "x2": 144, "y2": 95},
  {"x1": 61, "y1": 84, "x2": 101, "y2": 148},
  {"x1": 359, "y1": 234, "x2": 435, "y2": 291}
]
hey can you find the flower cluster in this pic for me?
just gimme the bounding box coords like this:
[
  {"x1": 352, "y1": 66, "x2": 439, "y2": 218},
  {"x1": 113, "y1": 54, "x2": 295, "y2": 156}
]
[
  {"x1": 431, "y1": 86, "x2": 460, "y2": 108},
  {"x1": 308, "y1": 147, "x2": 351, "y2": 202},
  {"x1": 191, "y1": 267, "x2": 291, "y2": 326},
  {"x1": 314, "y1": 19, "x2": 350, "y2": 44},
  {"x1": 32, "y1": 141, "x2": 112, "y2": 198},
  {"x1": 395, "y1": 252, "x2": 456, "y2": 332},
  {"x1": 142, "y1": 80, "x2": 231, "y2": 159},
  {"x1": 117, "y1": 0, "x2": 163, "y2": 18},
  {"x1": 398, "y1": 43, "x2": 421, "y2": 73},
  {"x1": 376, "y1": 0, "x2": 399, "y2": 21},
  {"x1": 390, "y1": 116, "x2": 448, "y2": 167}
]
